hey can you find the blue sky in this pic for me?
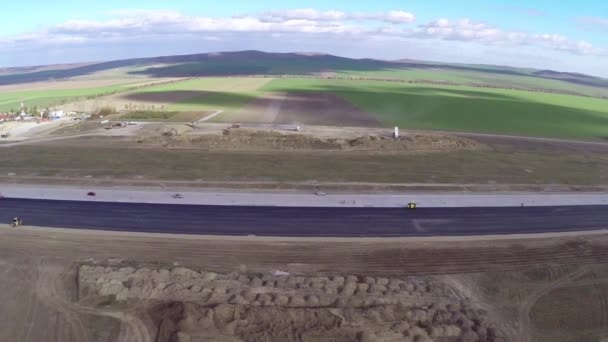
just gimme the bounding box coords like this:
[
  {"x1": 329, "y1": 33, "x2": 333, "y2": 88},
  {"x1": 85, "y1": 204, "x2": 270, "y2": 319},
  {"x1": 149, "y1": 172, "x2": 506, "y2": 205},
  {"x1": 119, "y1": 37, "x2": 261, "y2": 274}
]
[{"x1": 2, "y1": 0, "x2": 608, "y2": 76}]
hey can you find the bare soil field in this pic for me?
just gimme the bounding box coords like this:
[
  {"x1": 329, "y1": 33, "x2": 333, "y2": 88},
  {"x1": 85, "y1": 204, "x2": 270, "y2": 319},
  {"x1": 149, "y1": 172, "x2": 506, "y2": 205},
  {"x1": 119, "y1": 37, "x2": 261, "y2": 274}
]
[
  {"x1": 232, "y1": 92, "x2": 382, "y2": 127},
  {"x1": 467, "y1": 262, "x2": 608, "y2": 342},
  {"x1": 2, "y1": 227, "x2": 608, "y2": 341},
  {"x1": 232, "y1": 92, "x2": 287, "y2": 123}
]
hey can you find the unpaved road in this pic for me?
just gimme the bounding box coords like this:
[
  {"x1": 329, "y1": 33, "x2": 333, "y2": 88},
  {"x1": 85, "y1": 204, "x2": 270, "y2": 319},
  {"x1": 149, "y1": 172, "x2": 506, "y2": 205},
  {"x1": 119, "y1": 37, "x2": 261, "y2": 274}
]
[{"x1": 0, "y1": 123, "x2": 147, "y2": 147}]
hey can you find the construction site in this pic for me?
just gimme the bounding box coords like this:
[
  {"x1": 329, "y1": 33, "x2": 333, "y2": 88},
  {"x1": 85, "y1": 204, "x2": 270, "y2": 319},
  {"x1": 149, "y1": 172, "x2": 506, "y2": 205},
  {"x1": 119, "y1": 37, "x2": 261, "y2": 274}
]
[{"x1": 0, "y1": 51, "x2": 607, "y2": 342}]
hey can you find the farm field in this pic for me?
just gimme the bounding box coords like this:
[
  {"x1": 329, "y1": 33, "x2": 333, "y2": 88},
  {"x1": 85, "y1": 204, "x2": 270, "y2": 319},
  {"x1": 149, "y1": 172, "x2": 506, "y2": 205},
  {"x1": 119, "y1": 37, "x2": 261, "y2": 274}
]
[
  {"x1": 6, "y1": 74, "x2": 608, "y2": 141},
  {"x1": 51, "y1": 76, "x2": 608, "y2": 140},
  {"x1": 62, "y1": 77, "x2": 270, "y2": 115},
  {"x1": 225, "y1": 91, "x2": 381, "y2": 126},
  {"x1": 0, "y1": 79, "x2": 167, "y2": 113},
  {"x1": 260, "y1": 78, "x2": 608, "y2": 140},
  {"x1": 339, "y1": 68, "x2": 608, "y2": 97}
]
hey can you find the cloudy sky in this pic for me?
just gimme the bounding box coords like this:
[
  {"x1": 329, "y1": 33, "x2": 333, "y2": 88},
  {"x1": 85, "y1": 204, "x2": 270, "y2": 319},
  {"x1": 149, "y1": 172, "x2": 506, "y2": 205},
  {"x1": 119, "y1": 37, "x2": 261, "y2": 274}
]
[{"x1": 2, "y1": 0, "x2": 608, "y2": 76}]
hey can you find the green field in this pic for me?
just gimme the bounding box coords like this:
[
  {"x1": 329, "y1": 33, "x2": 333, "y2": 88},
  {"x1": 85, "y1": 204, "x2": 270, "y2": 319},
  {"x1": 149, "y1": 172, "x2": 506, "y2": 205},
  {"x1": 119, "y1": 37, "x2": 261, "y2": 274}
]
[
  {"x1": 0, "y1": 82, "x2": 151, "y2": 113},
  {"x1": 261, "y1": 78, "x2": 608, "y2": 140},
  {"x1": 129, "y1": 57, "x2": 393, "y2": 77},
  {"x1": 3, "y1": 74, "x2": 608, "y2": 140},
  {"x1": 338, "y1": 68, "x2": 608, "y2": 98}
]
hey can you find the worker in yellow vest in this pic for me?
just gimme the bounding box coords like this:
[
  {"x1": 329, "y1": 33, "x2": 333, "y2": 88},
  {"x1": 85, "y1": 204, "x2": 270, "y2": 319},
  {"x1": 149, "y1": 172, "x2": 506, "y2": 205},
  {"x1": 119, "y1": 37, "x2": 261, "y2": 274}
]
[{"x1": 408, "y1": 202, "x2": 417, "y2": 209}]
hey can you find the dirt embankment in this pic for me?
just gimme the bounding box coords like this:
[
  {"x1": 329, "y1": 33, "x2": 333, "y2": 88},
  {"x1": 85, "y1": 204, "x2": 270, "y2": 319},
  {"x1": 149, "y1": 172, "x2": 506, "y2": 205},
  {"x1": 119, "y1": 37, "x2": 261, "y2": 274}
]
[
  {"x1": 79, "y1": 264, "x2": 505, "y2": 342},
  {"x1": 136, "y1": 128, "x2": 483, "y2": 152}
]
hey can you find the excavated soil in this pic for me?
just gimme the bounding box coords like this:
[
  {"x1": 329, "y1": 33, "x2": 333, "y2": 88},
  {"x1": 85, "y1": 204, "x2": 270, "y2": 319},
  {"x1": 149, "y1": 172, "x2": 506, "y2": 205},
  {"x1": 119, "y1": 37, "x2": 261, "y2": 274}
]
[
  {"x1": 136, "y1": 128, "x2": 483, "y2": 152},
  {"x1": 3, "y1": 227, "x2": 608, "y2": 341},
  {"x1": 79, "y1": 265, "x2": 504, "y2": 342}
]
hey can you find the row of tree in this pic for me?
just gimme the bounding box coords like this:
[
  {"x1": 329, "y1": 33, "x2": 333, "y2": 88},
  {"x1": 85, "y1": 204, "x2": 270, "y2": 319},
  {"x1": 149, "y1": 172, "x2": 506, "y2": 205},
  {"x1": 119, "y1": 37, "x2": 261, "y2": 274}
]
[{"x1": 4, "y1": 106, "x2": 53, "y2": 118}]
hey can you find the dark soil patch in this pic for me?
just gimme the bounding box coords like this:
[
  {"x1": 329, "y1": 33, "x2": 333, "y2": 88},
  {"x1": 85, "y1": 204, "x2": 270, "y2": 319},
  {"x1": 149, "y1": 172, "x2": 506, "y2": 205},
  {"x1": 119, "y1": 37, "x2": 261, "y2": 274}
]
[{"x1": 273, "y1": 92, "x2": 382, "y2": 127}]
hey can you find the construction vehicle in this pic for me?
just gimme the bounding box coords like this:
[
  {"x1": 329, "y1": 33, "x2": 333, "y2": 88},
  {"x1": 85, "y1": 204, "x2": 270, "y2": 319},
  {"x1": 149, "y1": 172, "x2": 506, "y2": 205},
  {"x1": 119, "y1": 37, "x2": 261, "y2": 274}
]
[{"x1": 12, "y1": 217, "x2": 23, "y2": 228}]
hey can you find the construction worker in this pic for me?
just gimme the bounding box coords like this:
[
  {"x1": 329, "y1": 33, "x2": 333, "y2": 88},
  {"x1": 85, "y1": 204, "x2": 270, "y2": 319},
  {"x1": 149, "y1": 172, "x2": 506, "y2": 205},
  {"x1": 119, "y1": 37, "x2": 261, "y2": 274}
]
[
  {"x1": 407, "y1": 202, "x2": 417, "y2": 209},
  {"x1": 12, "y1": 217, "x2": 21, "y2": 227}
]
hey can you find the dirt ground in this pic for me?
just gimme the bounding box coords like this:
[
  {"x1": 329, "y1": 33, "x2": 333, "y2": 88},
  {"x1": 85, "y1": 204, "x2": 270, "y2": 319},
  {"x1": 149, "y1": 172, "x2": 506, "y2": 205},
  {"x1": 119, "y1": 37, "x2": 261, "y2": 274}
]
[
  {"x1": 232, "y1": 92, "x2": 287, "y2": 123},
  {"x1": 135, "y1": 128, "x2": 484, "y2": 152},
  {"x1": 232, "y1": 92, "x2": 382, "y2": 127},
  {"x1": 2, "y1": 227, "x2": 608, "y2": 341}
]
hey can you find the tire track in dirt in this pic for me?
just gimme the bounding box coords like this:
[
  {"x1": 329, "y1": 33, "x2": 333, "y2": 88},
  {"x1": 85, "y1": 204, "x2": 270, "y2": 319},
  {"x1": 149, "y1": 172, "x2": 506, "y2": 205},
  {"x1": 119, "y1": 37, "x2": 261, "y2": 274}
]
[
  {"x1": 11, "y1": 261, "x2": 40, "y2": 342},
  {"x1": 35, "y1": 261, "x2": 89, "y2": 342},
  {"x1": 35, "y1": 260, "x2": 153, "y2": 342},
  {"x1": 517, "y1": 266, "x2": 591, "y2": 342}
]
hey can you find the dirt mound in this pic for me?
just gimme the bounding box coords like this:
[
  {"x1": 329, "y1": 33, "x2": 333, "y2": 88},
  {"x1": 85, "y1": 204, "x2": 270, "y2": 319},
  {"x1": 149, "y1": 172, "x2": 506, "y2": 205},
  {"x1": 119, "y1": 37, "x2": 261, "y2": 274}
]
[
  {"x1": 138, "y1": 129, "x2": 343, "y2": 150},
  {"x1": 346, "y1": 133, "x2": 482, "y2": 151},
  {"x1": 79, "y1": 265, "x2": 504, "y2": 342},
  {"x1": 136, "y1": 128, "x2": 483, "y2": 152},
  {"x1": 138, "y1": 123, "x2": 194, "y2": 138}
]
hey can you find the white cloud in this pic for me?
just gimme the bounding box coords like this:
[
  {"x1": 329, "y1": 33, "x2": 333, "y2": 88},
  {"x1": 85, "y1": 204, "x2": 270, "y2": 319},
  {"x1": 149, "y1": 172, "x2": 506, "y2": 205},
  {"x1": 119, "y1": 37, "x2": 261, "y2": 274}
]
[
  {"x1": 387, "y1": 11, "x2": 416, "y2": 24},
  {"x1": 258, "y1": 9, "x2": 347, "y2": 22},
  {"x1": 0, "y1": 9, "x2": 605, "y2": 62},
  {"x1": 258, "y1": 9, "x2": 415, "y2": 24},
  {"x1": 412, "y1": 18, "x2": 605, "y2": 56},
  {"x1": 46, "y1": 10, "x2": 364, "y2": 37}
]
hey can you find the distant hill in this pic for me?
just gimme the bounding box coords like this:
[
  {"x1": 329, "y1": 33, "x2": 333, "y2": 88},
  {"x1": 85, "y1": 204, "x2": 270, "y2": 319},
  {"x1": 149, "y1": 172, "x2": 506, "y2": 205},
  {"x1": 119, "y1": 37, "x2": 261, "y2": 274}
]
[
  {"x1": 396, "y1": 59, "x2": 534, "y2": 75},
  {"x1": 0, "y1": 62, "x2": 96, "y2": 76},
  {"x1": 125, "y1": 50, "x2": 396, "y2": 77},
  {"x1": 0, "y1": 50, "x2": 393, "y2": 85},
  {"x1": 532, "y1": 70, "x2": 608, "y2": 88},
  {"x1": 0, "y1": 50, "x2": 607, "y2": 92},
  {"x1": 395, "y1": 59, "x2": 608, "y2": 88}
]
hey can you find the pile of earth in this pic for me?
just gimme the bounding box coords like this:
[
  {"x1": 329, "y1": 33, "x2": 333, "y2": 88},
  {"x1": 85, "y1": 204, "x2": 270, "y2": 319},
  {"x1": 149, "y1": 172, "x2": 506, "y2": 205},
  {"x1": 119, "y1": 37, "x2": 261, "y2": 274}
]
[
  {"x1": 345, "y1": 133, "x2": 482, "y2": 151},
  {"x1": 135, "y1": 128, "x2": 483, "y2": 152},
  {"x1": 79, "y1": 265, "x2": 504, "y2": 342}
]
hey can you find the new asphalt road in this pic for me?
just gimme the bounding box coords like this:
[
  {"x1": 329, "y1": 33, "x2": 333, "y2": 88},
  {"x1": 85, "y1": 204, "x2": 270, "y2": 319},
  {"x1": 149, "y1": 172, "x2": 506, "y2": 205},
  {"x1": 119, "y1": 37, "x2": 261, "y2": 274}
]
[{"x1": 1, "y1": 198, "x2": 607, "y2": 237}]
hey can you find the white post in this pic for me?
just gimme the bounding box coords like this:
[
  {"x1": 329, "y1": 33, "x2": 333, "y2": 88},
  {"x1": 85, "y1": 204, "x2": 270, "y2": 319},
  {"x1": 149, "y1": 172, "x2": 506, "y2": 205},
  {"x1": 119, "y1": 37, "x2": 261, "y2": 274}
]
[{"x1": 394, "y1": 126, "x2": 399, "y2": 139}]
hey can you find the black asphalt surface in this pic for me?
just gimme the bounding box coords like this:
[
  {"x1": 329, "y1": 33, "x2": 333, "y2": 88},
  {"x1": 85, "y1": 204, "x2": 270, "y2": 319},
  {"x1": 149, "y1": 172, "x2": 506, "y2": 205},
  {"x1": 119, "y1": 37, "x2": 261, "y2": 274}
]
[{"x1": 1, "y1": 198, "x2": 607, "y2": 237}]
